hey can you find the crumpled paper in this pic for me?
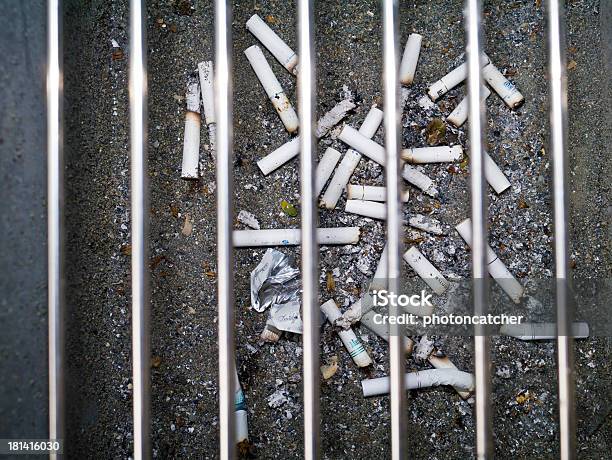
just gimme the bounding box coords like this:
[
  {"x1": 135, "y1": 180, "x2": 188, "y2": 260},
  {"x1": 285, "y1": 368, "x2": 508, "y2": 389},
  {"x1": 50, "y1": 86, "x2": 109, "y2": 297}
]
[{"x1": 250, "y1": 249, "x2": 300, "y2": 313}]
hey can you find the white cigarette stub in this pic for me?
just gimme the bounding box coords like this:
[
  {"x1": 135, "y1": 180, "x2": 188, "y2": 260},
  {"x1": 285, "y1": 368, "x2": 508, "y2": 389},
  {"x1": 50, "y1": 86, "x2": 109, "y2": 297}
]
[
  {"x1": 408, "y1": 214, "x2": 444, "y2": 235},
  {"x1": 484, "y1": 151, "x2": 511, "y2": 194},
  {"x1": 403, "y1": 246, "x2": 449, "y2": 295},
  {"x1": 370, "y1": 245, "x2": 388, "y2": 291},
  {"x1": 482, "y1": 62, "x2": 524, "y2": 109},
  {"x1": 447, "y1": 86, "x2": 491, "y2": 127},
  {"x1": 185, "y1": 78, "x2": 201, "y2": 113},
  {"x1": 320, "y1": 106, "x2": 384, "y2": 209},
  {"x1": 181, "y1": 111, "x2": 200, "y2": 180},
  {"x1": 427, "y1": 354, "x2": 473, "y2": 399},
  {"x1": 233, "y1": 227, "x2": 360, "y2": 247},
  {"x1": 315, "y1": 99, "x2": 356, "y2": 138},
  {"x1": 338, "y1": 125, "x2": 386, "y2": 165},
  {"x1": 362, "y1": 369, "x2": 475, "y2": 397},
  {"x1": 455, "y1": 218, "x2": 524, "y2": 303},
  {"x1": 401, "y1": 145, "x2": 463, "y2": 164},
  {"x1": 320, "y1": 299, "x2": 373, "y2": 368},
  {"x1": 427, "y1": 54, "x2": 491, "y2": 101},
  {"x1": 234, "y1": 368, "x2": 249, "y2": 442},
  {"x1": 500, "y1": 322, "x2": 589, "y2": 340},
  {"x1": 198, "y1": 61, "x2": 216, "y2": 160},
  {"x1": 347, "y1": 185, "x2": 409, "y2": 202},
  {"x1": 246, "y1": 14, "x2": 298, "y2": 75},
  {"x1": 244, "y1": 45, "x2": 299, "y2": 133},
  {"x1": 345, "y1": 200, "x2": 387, "y2": 220},
  {"x1": 316, "y1": 147, "x2": 342, "y2": 196},
  {"x1": 402, "y1": 165, "x2": 439, "y2": 197},
  {"x1": 399, "y1": 33, "x2": 423, "y2": 85}
]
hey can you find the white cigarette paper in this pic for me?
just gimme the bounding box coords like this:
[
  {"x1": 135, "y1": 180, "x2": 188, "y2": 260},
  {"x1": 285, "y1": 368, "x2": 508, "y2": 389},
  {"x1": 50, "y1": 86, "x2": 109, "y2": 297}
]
[
  {"x1": 233, "y1": 227, "x2": 360, "y2": 247},
  {"x1": 403, "y1": 246, "x2": 449, "y2": 295},
  {"x1": 198, "y1": 61, "x2": 216, "y2": 160},
  {"x1": 455, "y1": 218, "x2": 524, "y2": 303},
  {"x1": 320, "y1": 107, "x2": 384, "y2": 209},
  {"x1": 246, "y1": 14, "x2": 298, "y2": 75},
  {"x1": 408, "y1": 214, "x2": 444, "y2": 235},
  {"x1": 401, "y1": 145, "x2": 463, "y2": 164},
  {"x1": 402, "y1": 165, "x2": 439, "y2": 197},
  {"x1": 482, "y1": 62, "x2": 524, "y2": 109},
  {"x1": 484, "y1": 151, "x2": 511, "y2": 194},
  {"x1": 234, "y1": 368, "x2": 249, "y2": 442},
  {"x1": 361, "y1": 369, "x2": 475, "y2": 397},
  {"x1": 257, "y1": 99, "x2": 355, "y2": 175},
  {"x1": 315, "y1": 147, "x2": 342, "y2": 196},
  {"x1": 181, "y1": 111, "x2": 200, "y2": 180},
  {"x1": 320, "y1": 299, "x2": 373, "y2": 368},
  {"x1": 427, "y1": 54, "x2": 491, "y2": 101},
  {"x1": 399, "y1": 33, "x2": 423, "y2": 85},
  {"x1": 447, "y1": 86, "x2": 491, "y2": 127},
  {"x1": 185, "y1": 78, "x2": 201, "y2": 113},
  {"x1": 370, "y1": 245, "x2": 388, "y2": 291},
  {"x1": 500, "y1": 322, "x2": 589, "y2": 340},
  {"x1": 244, "y1": 45, "x2": 298, "y2": 133},
  {"x1": 338, "y1": 125, "x2": 386, "y2": 165},
  {"x1": 361, "y1": 310, "x2": 414, "y2": 355},
  {"x1": 345, "y1": 200, "x2": 387, "y2": 220},
  {"x1": 347, "y1": 185, "x2": 409, "y2": 202},
  {"x1": 427, "y1": 355, "x2": 472, "y2": 399}
]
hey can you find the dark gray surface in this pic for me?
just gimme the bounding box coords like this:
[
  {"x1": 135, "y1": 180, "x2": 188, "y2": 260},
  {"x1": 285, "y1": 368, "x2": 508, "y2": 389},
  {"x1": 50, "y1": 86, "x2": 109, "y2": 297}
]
[{"x1": 0, "y1": 0, "x2": 49, "y2": 445}]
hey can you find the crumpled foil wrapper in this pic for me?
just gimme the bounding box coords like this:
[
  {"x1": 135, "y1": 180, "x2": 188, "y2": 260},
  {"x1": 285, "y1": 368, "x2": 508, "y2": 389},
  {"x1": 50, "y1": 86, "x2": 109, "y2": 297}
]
[{"x1": 250, "y1": 249, "x2": 300, "y2": 313}]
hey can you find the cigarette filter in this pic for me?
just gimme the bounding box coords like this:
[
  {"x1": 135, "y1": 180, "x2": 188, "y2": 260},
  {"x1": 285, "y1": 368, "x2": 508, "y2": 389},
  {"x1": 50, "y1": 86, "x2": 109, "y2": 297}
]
[
  {"x1": 427, "y1": 354, "x2": 472, "y2": 399},
  {"x1": 455, "y1": 218, "x2": 524, "y2": 303},
  {"x1": 244, "y1": 45, "x2": 299, "y2": 133},
  {"x1": 370, "y1": 244, "x2": 389, "y2": 291},
  {"x1": 399, "y1": 33, "x2": 423, "y2": 85},
  {"x1": 500, "y1": 322, "x2": 589, "y2": 340},
  {"x1": 427, "y1": 54, "x2": 491, "y2": 101},
  {"x1": 198, "y1": 61, "x2": 216, "y2": 160},
  {"x1": 260, "y1": 323, "x2": 282, "y2": 342},
  {"x1": 320, "y1": 299, "x2": 373, "y2": 368},
  {"x1": 446, "y1": 86, "x2": 491, "y2": 127},
  {"x1": 320, "y1": 106, "x2": 384, "y2": 209},
  {"x1": 347, "y1": 185, "x2": 409, "y2": 202},
  {"x1": 401, "y1": 145, "x2": 463, "y2": 164},
  {"x1": 403, "y1": 246, "x2": 449, "y2": 295},
  {"x1": 181, "y1": 111, "x2": 200, "y2": 180},
  {"x1": 402, "y1": 165, "x2": 439, "y2": 197},
  {"x1": 482, "y1": 62, "x2": 524, "y2": 109},
  {"x1": 185, "y1": 78, "x2": 201, "y2": 113},
  {"x1": 315, "y1": 98, "x2": 356, "y2": 138},
  {"x1": 360, "y1": 310, "x2": 415, "y2": 355},
  {"x1": 408, "y1": 214, "x2": 444, "y2": 235},
  {"x1": 345, "y1": 200, "x2": 387, "y2": 220},
  {"x1": 234, "y1": 368, "x2": 249, "y2": 442},
  {"x1": 246, "y1": 14, "x2": 298, "y2": 75},
  {"x1": 338, "y1": 125, "x2": 386, "y2": 165},
  {"x1": 361, "y1": 369, "x2": 475, "y2": 397},
  {"x1": 484, "y1": 151, "x2": 511, "y2": 194},
  {"x1": 233, "y1": 227, "x2": 361, "y2": 247},
  {"x1": 315, "y1": 147, "x2": 342, "y2": 196}
]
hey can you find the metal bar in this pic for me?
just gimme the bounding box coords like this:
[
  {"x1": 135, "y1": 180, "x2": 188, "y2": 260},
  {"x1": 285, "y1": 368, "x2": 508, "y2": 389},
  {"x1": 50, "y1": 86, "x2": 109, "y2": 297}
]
[
  {"x1": 382, "y1": 1, "x2": 406, "y2": 458},
  {"x1": 297, "y1": 1, "x2": 320, "y2": 459},
  {"x1": 129, "y1": 1, "x2": 151, "y2": 458},
  {"x1": 465, "y1": 1, "x2": 493, "y2": 458},
  {"x1": 215, "y1": 1, "x2": 237, "y2": 458},
  {"x1": 547, "y1": 1, "x2": 576, "y2": 458},
  {"x1": 47, "y1": 0, "x2": 65, "y2": 456}
]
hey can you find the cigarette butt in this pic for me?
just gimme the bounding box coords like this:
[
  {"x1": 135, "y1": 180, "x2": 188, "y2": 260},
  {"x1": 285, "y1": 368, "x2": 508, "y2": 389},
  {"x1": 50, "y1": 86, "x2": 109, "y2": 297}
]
[
  {"x1": 345, "y1": 200, "x2": 387, "y2": 220},
  {"x1": 361, "y1": 369, "x2": 475, "y2": 397},
  {"x1": 233, "y1": 227, "x2": 361, "y2": 247},
  {"x1": 234, "y1": 368, "x2": 249, "y2": 442},
  {"x1": 500, "y1": 322, "x2": 589, "y2": 340},
  {"x1": 402, "y1": 165, "x2": 439, "y2": 197},
  {"x1": 315, "y1": 98, "x2": 357, "y2": 138},
  {"x1": 403, "y1": 246, "x2": 449, "y2": 295},
  {"x1": 198, "y1": 61, "x2": 215, "y2": 125},
  {"x1": 399, "y1": 33, "x2": 423, "y2": 85},
  {"x1": 261, "y1": 323, "x2": 282, "y2": 342},
  {"x1": 427, "y1": 354, "x2": 472, "y2": 399},
  {"x1": 484, "y1": 152, "x2": 511, "y2": 194},
  {"x1": 338, "y1": 125, "x2": 386, "y2": 165},
  {"x1": 244, "y1": 45, "x2": 299, "y2": 133},
  {"x1": 320, "y1": 106, "x2": 384, "y2": 209},
  {"x1": 181, "y1": 111, "x2": 200, "y2": 180},
  {"x1": 320, "y1": 299, "x2": 373, "y2": 368},
  {"x1": 370, "y1": 244, "x2": 389, "y2": 291},
  {"x1": 185, "y1": 77, "x2": 201, "y2": 113},
  {"x1": 482, "y1": 62, "x2": 524, "y2": 109},
  {"x1": 427, "y1": 54, "x2": 491, "y2": 101},
  {"x1": 447, "y1": 86, "x2": 491, "y2": 127},
  {"x1": 347, "y1": 185, "x2": 409, "y2": 202},
  {"x1": 401, "y1": 145, "x2": 463, "y2": 163},
  {"x1": 361, "y1": 310, "x2": 415, "y2": 355},
  {"x1": 246, "y1": 14, "x2": 298, "y2": 75},
  {"x1": 316, "y1": 147, "x2": 342, "y2": 196},
  {"x1": 455, "y1": 218, "x2": 524, "y2": 303}
]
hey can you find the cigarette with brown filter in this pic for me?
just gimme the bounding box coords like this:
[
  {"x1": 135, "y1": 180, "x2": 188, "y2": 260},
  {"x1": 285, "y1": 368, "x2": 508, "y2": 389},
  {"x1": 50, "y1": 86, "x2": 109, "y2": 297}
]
[
  {"x1": 198, "y1": 61, "x2": 216, "y2": 161},
  {"x1": 455, "y1": 218, "x2": 524, "y2": 303},
  {"x1": 401, "y1": 145, "x2": 463, "y2": 164},
  {"x1": 361, "y1": 369, "x2": 475, "y2": 397},
  {"x1": 246, "y1": 14, "x2": 298, "y2": 75},
  {"x1": 427, "y1": 54, "x2": 491, "y2": 101},
  {"x1": 233, "y1": 227, "x2": 360, "y2": 247},
  {"x1": 399, "y1": 33, "x2": 423, "y2": 85},
  {"x1": 315, "y1": 147, "x2": 342, "y2": 196},
  {"x1": 320, "y1": 106, "x2": 384, "y2": 208},
  {"x1": 482, "y1": 62, "x2": 524, "y2": 109},
  {"x1": 403, "y1": 246, "x2": 449, "y2": 295},
  {"x1": 345, "y1": 200, "x2": 387, "y2": 220},
  {"x1": 500, "y1": 322, "x2": 589, "y2": 340},
  {"x1": 338, "y1": 125, "x2": 386, "y2": 165},
  {"x1": 347, "y1": 185, "x2": 410, "y2": 202},
  {"x1": 447, "y1": 86, "x2": 491, "y2": 127},
  {"x1": 402, "y1": 164, "x2": 439, "y2": 197},
  {"x1": 320, "y1": 299, "x2": 373, "y2": 368}
]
